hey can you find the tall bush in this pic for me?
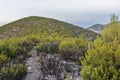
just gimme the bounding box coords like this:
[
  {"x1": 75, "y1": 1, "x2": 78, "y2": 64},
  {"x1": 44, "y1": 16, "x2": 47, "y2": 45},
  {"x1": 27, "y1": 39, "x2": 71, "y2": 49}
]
[{"x1": 81, "y1": 18, "x2": 120, "y2": 80}]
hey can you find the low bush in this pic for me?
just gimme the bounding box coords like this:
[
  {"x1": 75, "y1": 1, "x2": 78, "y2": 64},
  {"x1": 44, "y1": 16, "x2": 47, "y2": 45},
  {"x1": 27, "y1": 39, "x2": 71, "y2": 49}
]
[
  {"x1": 59, "y1": 38, "x2": 88, "y2": 61},
  {"x1": 36, "y1": 41, "x2": 59, "y2": 54},
  {"x1": 0, "y1": 39, "x2": 24, "y2": 58},
  {"x1": 59, "y1": 38, "x2": 78, "y2": 49},
  {"x1": 0, "y1": 64, "x2": 27, "y2": 80},
  {"x1": 36, "y1": 43, "x2": 48, "y2": 53},
  {"x1": 60, "y1": 48, "x2": 82, "y2": 61},
  {"x1": 19, "y1": 40, "x2": 34, "y2": 52},
  {"x1": 0, "y1": 54, "x2": 7, "y2": 64}
]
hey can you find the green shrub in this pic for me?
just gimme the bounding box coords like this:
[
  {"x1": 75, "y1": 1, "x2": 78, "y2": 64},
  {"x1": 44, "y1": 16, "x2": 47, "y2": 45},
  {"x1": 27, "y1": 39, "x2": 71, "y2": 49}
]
[
  {"x1": 59, "y1": 38, "x2": 88, "y2": 61},
  {"x1": 81, "y1": 20, "x2": 120, "y2": 80},
  {"x1": 36, "y1": 43, "x2": 47, "y2": 52},
  {"x1": 36, "y1": 41, "x2": 59, "y2": 54},
  {"x1": 0, "y1": 54, "x2": 7, "y2": 64},
  {"x1": 28, "y1": 52, "x2": 32, "y2": 57},
  {"x1": 19, "y1": 40, "x2": 34, "y2": 52},
  {"x1": 47, "y1": 42, "x2": 59, "y2": 54},
  {"x1": 0, "y1": 40, "x2": 19, "y2": 58},
  {"x1": 60, "y1": 48, "x2": 82, "y2": 61},
  {"x1": 0, "y1": 64, "x2": 27, "y2": 80},
  {"x1": 59, "y1": 38, "x2": 78, "y2": 49},
  {"x1": 66, "y1": 73, "x2": 72, "y2": 80}
]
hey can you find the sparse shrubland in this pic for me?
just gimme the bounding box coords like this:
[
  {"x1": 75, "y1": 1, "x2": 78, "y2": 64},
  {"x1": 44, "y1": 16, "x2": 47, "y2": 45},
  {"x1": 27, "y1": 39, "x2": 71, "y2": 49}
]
[{"x1": 0, "y1": 16, "x2": 98, "y2": 80}]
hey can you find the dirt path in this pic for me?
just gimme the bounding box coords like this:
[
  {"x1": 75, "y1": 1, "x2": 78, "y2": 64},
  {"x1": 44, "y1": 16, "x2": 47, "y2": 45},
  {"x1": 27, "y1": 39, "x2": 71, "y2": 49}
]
[
  {"x1": 25, "y1": 48, "x2": 82, "y2": 80},
  {"x1": 25, "y1": 48, "x2": 41, "y2": 80}
]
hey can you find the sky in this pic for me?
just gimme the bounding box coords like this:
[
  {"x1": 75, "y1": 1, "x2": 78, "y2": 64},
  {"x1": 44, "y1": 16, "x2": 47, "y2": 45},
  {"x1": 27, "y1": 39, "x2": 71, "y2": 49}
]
[{"x1": 0, "y1": 0, "x2": 120, "y2": 28}]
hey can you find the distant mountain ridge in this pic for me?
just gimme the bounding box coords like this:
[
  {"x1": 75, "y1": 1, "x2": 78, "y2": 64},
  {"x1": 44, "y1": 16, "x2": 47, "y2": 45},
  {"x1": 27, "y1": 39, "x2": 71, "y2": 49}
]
[{"x1": 87, "y1": 24, "x2": 105, "y2": 34}]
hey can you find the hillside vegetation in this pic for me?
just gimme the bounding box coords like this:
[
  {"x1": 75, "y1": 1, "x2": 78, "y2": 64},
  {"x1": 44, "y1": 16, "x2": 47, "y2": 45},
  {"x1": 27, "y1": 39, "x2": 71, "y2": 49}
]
[{"x1": 0, "y1": 16, "x2": 97, "y2": 39}]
